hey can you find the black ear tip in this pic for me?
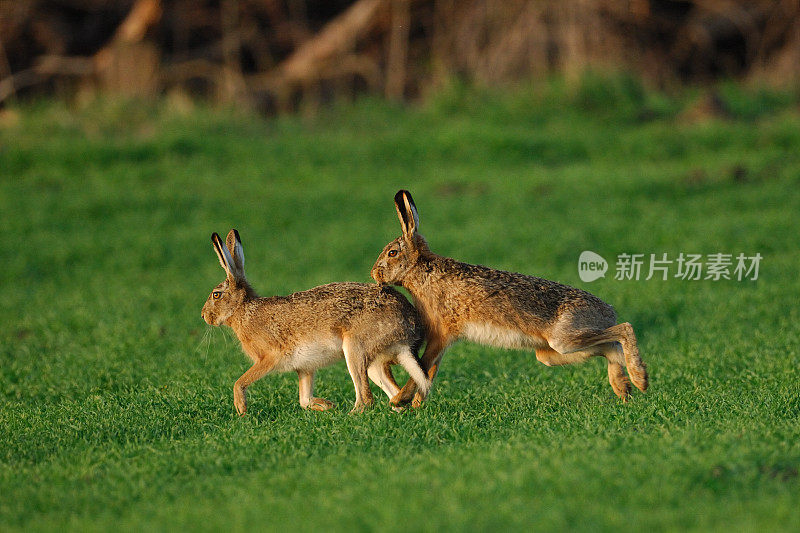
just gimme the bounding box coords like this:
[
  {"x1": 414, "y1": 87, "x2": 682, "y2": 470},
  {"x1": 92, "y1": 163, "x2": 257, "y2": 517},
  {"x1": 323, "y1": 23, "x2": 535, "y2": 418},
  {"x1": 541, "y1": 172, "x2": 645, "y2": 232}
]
[
  {"x1": 395, "y1": 189, "x2": 414, "y2": 204},
  {"x1": 233, "y1": 228, "x2": 241, "y2": 243},
  {"x1": 211, "y1": 232, "x2": 220, "y2": 243}
]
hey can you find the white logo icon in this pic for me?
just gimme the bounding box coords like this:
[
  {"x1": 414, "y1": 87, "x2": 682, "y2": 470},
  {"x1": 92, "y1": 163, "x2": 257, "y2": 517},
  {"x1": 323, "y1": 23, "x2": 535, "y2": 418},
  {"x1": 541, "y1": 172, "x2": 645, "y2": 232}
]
[{"x1": 578, "y1": 251, "x2": 608, "y2": 282}]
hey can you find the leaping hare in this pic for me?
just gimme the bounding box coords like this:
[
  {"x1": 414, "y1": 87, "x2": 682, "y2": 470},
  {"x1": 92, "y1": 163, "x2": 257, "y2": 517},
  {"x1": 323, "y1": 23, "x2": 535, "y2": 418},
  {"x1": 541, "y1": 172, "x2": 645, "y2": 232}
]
[
  {"x1": 371, "y1": 190, "x2": 648, "y2": 407},
  {"x1": 202, "y1": 229, "x2": 430, "y2": 415}
]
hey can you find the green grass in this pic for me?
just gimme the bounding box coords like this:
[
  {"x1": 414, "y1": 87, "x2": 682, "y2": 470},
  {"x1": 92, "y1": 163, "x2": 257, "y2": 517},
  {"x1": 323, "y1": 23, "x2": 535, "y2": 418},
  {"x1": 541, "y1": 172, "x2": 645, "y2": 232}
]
[{"x1": 1, "y1": 79, "x2": 800, "y2": 531}]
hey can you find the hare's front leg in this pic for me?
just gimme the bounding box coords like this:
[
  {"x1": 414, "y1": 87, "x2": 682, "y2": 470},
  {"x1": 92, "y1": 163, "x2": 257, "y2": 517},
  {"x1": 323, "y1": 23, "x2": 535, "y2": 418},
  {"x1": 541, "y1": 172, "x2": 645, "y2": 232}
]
[
  {"x1": 297, "y1": 370, "x2": 334, "y2": 411},
  {"x1": 233, "y1": 357, "x2": 276, "y2": 416}
]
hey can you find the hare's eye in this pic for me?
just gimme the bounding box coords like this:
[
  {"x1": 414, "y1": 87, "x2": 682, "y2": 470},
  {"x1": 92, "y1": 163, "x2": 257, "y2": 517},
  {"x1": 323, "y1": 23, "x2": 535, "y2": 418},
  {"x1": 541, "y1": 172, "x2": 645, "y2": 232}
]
[
  {"x1": 212, "y1": 291, "x2": 222, "y2": 299},
  {"x1": 388, "y1": 250, "x2": 398, "y2": 257}
]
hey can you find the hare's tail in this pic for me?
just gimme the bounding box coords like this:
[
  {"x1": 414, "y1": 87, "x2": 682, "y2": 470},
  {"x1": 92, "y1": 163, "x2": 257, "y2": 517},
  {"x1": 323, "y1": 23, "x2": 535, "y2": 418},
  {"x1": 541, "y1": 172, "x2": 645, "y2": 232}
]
[{"x1": 396, "y1": 348, "x2": 431, "y2": 398}]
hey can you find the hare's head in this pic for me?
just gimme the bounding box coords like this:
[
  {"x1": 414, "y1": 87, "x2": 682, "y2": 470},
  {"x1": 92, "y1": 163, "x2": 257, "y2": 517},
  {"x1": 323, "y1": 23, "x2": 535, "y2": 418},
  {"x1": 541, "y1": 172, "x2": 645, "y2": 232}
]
[
  {"x1": 202, "y1": 229, "x2": 250, "y2": 326},
  {"x1": 371, "y1": 190, "x2": 429, "y2": 286}
]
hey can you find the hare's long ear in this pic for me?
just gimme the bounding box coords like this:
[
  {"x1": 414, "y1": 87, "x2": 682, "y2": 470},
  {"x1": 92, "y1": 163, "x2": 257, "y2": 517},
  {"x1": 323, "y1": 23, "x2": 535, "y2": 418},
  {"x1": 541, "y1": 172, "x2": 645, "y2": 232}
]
[
  {"x1": 225, "y1": 229, "x2": 245, "y2": 277},
  {"x1": 394, "y1": 189, "x2": 419, "y2": 238},
  {"x1": 211, "y1": 232, "x2": 237, "y2": 280}
]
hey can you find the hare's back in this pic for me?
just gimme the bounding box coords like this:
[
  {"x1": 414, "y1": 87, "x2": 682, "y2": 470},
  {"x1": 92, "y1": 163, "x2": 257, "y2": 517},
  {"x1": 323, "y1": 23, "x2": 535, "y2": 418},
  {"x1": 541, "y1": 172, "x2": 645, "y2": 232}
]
[
  {"x1": 453, "y1": 261, "x2": 616, "y2": 327},
  {"x1": 276, "y1": 282, "x2": 420, "y2": 340},
  {"x1": 284, "y1": 283, "x2": 422, "y2": 357},
  {"x1": 285, "y1": 282, "x2": 404, "y2": 316}
]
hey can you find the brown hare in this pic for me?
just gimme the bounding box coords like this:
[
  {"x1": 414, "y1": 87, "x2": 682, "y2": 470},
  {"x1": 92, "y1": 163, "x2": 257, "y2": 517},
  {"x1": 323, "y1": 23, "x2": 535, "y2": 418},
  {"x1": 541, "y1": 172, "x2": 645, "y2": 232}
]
[
  {"x1": 202, "y1": 229, "x2": 430, "y2": 415},
  {"x1": 371, "y1": 190, "x2": 648, "y2": 407}
]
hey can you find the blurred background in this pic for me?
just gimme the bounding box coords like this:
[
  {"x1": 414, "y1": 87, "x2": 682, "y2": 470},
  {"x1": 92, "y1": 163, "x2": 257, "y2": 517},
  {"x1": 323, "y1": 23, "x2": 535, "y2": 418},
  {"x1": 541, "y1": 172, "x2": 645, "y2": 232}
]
[{"x1": 2, "y1": 0, "x2": 800, "y2": 111}]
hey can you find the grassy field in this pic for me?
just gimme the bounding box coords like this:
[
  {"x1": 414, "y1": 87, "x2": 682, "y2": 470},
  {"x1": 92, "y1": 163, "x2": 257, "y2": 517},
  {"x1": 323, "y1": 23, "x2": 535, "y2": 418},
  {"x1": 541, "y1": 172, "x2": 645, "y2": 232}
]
[{"x1": 1, "y1": 79, "x2": 799, "y2": 531}]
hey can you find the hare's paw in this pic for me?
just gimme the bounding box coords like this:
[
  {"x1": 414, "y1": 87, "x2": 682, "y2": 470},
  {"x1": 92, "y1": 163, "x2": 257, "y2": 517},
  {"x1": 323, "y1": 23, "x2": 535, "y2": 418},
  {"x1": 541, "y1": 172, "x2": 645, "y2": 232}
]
[
  {"x1": 609, "y1": 375, "x2": 631, "y2": 402},
  {"x1": 233, "y1": 386, "x2": 247, "y2": 416},
  {"x1": 307, "y1": 397, "x2": 335, "y2": 411},
  {"x1": 411, "y1": 397, "x2": 423, "y2": 409},
  {"x1": 391, "y1": 386, "x2": 415, "y2": 406},
  {"x1": 611, "y1": 376, "x2": 632, "y2": 402},
  {"x1": 349, "y1": 401, "x2": 374, "y2": 414},
  {"x1": 411, "y1": 391, "x2": 429, "y2": 409},
  {"x1": 607, "y1": 362, "x2": 632, "y2": 402},
  {"x1": 390, "y1": 393, "x2": 407, "y2": 406}
]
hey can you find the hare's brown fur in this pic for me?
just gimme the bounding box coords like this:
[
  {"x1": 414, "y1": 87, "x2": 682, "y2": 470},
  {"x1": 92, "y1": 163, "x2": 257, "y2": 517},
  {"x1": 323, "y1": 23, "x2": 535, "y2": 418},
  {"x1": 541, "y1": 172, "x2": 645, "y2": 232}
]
[
  {"x1": 202, "y1": 229, "x2": 428, "y2": 415},
  {"x1": 371, "y1": 190, "x2": 648, "y2": 406}
]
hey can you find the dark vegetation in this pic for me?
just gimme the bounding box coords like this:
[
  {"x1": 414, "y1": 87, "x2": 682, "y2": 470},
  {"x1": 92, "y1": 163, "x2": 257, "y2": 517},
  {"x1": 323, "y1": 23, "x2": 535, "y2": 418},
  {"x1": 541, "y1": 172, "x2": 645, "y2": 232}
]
[{"x1": 2, "y1": 1, "x2": 800, "y2": 112}]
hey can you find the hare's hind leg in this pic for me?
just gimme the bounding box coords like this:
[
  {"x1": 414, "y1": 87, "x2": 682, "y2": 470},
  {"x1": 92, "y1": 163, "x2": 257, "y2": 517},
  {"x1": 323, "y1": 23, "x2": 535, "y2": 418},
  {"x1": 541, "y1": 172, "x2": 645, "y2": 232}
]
[
  {"x1": 395, "y1": 347, "x2": 431, "y2": 400},
  {"x1": 368, "y1": 361, "x2": 401, "y2": 400},
  {"x1": 549, "y1": 322, "x2": 648, "y2": 393},
  {"x1": 534, "y1": 347, "x2": 593, "y2": 366},
  {"x1": 342, "y1": 334, "x2": 374, "y2": 413},
  {"x1": 614, "y1": 323, "x2": 648, "y2": 392},
  {"x1": 536, "y1": 344, "x2": 629, "y2": 399},
  {"x1": 394, "y1": 334, "x2": 448, "y2": 407},
  {"x1": 297, "y1": 370, "x2": 335, "y2": 411}
]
